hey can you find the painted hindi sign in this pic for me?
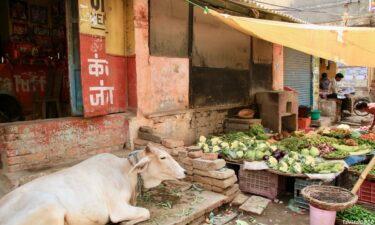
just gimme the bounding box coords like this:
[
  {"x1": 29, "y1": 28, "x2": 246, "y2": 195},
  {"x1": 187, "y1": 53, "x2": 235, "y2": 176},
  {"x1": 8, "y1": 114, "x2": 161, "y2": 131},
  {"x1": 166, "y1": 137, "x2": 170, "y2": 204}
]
[{"x1": 78, "y1": 0, "x2": 126, "y2": 117}]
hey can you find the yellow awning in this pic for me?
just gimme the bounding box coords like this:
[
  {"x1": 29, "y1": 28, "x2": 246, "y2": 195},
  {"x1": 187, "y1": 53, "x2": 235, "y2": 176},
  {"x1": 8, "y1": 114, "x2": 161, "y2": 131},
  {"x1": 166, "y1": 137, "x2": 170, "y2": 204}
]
[{"x1": 209, "y1": 9, "x2": 375, "y2": 67}]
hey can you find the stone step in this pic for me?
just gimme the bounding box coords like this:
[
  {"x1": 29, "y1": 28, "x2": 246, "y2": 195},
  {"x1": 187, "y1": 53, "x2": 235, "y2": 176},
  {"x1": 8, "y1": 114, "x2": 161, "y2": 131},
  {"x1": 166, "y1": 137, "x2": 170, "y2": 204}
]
[
  {"x1": 0, "y1": 150, "x2": 131, "y2": 197},
  {"x1": 138, "y1": 190, "x2": 227, "y2": 225}
]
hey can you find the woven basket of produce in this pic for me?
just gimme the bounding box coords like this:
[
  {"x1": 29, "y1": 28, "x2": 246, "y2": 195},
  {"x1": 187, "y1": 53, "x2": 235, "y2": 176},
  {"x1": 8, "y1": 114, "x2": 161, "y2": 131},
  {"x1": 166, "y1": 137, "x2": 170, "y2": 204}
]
[
  {"x1": 267, "y1": 169, "x2": 307, "y2": 178},
  {"x1": 301, "y1": 185, "x2": 357, "y2": 211},
  {"x1": 348, "y1": 165, "x2": 375, "y2": 181},
  {"x1": 322, "y1": 151, "x2": 350, "y2": 160}
]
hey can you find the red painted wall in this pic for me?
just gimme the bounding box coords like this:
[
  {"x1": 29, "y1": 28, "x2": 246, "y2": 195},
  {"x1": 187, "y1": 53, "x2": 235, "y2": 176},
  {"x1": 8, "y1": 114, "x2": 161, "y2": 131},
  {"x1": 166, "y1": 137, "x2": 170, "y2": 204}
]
[{"x1": 79, "y1": 34, "x2": 127, "y2": 117}]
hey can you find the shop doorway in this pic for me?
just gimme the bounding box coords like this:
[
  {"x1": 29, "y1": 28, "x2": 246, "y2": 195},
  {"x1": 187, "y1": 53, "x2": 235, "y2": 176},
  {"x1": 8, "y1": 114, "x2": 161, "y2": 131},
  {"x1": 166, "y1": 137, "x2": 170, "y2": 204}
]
[{"x1": 0, "y1": 0, "x2": 81, "y2": 123}]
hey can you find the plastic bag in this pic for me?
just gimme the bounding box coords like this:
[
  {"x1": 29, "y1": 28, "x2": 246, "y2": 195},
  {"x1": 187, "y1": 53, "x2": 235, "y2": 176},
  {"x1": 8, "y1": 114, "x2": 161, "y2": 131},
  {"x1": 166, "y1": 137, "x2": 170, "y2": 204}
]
[{"x1": 243, "y1": 161, "x2": 269, "y2": 170}]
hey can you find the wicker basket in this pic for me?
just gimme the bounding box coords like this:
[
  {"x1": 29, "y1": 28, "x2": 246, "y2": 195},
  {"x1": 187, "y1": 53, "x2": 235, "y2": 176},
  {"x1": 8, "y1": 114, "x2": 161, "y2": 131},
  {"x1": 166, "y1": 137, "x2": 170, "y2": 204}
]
[
  {"x1": 239, "y1": 167, "x2": 285, "y2": 199},
  {"x1": 348, "y1": 168, "x2": 375, "y2": 181},
  {"x1": 267, "y1": 169, "x2": 307, "y2": 178},
  {"x1": 301, "y1": 185, "x2": 358, "y2": 211}
]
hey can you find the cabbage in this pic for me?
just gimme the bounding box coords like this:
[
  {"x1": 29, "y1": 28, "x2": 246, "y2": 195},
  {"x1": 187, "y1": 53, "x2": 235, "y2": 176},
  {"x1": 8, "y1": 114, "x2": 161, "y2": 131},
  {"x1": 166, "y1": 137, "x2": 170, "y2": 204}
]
[
  {"x1": 309, "y1": 146, "x2": 320, "y2": 157},
  {"x1": 255, "y1": 151, "x2": 265, "y2": 160},
  {"x1": 236, "y1": 151, "x2": 244, "y2": 159},
  {"x1": 301, "y1": 148, "x2": 310, "y2": 156},
  {"x1": 245, "y1": 151, "x2": 255, "y2": 161}
]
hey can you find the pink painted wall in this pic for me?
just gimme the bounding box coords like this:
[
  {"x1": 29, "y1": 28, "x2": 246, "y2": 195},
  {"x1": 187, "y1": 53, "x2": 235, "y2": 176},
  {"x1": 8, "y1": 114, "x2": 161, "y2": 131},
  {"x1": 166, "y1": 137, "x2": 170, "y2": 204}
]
[
  {"x1": 273, "y1": 44, "x2": 284, "y2": 91},
  {"x1": 126, "y1": 56, "x2": 137, "y2": 108},
  {"x1": 134, "y1": 0, "x2": 189, "y2": 116}
]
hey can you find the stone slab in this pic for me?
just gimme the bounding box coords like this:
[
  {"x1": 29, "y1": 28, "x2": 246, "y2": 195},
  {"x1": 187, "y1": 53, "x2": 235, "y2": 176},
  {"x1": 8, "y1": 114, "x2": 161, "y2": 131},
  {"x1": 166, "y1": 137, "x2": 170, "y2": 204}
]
[
  {"x1": 188, "y1": 151, "x2": 202, "y2": 158},
  {"x1": 239, "y1": 195, "x2": 271, "y2": 215},
  {"x1": 182, "y1": 157, "x2": 193, "y2": 166},
  {"x1": 192, "y1": 158, "x2": 226, "y2": 171},
  {"x1": 212, "y1": 184, "x2": 239, "y2": 196},
  {"x1": 138, "y1": 131, "x2": 163, "y2": 143},
  {"x1": 223, "y1": 190, "x2": 240, "y2": 204},
  {"x1": 194, "y1": 182, "x2": 213, "y2": 191},
  {"x1": 187, "y1": 215, "x2": 206, "y2": 225},
  {"x1": 186, "y1": 146, "x2": 201, "y2": 152},
  {"x1": 171, "y1": 147, "x2": 186, "y2": 157},
  {"x1": 193, "y1": 175, "x2": 237, "y2": 189},
  {"x1": 162, "y1": 139, "x2": 185, "y2": 148},
  {"x1": 139, "y1": 126, "x2": 153, "y2": 134},
  {"x1": 138, "y1": 191, "x2": 227, "y2": 225},
  {"x1": 193, "y1": 168, "x2": 235, "y2": 180},
  {"x1": 231, "y1": 193, "x2": 249, "y2": 206},
  {"x1": 133, "y1": 138, "x2": 150, "y2": 146}
]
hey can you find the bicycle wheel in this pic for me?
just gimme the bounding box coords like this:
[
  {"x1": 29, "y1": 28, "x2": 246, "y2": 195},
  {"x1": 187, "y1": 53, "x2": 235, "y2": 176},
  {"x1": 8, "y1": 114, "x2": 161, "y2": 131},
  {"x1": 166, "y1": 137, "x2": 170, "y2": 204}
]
[{"x1": 353, "y1": 98, "x2": 370, "y2": 116}]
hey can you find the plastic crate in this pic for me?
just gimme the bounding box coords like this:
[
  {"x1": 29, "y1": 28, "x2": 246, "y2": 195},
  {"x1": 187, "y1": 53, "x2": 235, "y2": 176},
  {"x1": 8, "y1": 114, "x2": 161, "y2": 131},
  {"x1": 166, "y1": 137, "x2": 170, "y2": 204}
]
[
  {"x1": 239, "y1": 167, "x2": 285, "y2": 199},
  {"x1": 294, "y1": 179, "x2": 328, "y2": 210},
  {"x1": 358, "y1": 180, "x2": 375, "y2": 204}
]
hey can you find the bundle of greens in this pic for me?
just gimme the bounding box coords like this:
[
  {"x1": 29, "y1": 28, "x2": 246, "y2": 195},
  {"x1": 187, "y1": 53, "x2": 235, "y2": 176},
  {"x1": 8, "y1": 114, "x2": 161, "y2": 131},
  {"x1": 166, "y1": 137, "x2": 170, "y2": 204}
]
[
  {"x1": 245, "y1": 124, "x2": 268, "y2": 140},
  {"x1": 267, "y1": 151, "x2": 344, "y2": 174},
  {"x1": 350, "y1": 165, "x2": 375, "y2": 175},
  {"x1": 337, "y1": 205, "x2": 375, "y2": 225},
  {"x1": 198, "y1": 133, "x2": 276, "y2": 161}
]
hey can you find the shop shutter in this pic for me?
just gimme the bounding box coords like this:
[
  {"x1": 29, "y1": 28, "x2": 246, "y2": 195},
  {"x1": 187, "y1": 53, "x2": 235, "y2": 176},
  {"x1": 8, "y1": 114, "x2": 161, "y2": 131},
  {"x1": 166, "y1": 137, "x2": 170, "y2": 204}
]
[{"x1": 284, "y1": 47, "x2": 312, "y2": 106}]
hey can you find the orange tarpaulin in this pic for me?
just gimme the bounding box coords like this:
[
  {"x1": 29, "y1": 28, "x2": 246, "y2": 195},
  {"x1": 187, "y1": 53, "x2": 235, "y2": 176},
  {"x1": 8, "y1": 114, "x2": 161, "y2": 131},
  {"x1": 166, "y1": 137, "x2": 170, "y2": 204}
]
[{"x1": 209, "y1": 9, "x2": 375, "y2": 67}]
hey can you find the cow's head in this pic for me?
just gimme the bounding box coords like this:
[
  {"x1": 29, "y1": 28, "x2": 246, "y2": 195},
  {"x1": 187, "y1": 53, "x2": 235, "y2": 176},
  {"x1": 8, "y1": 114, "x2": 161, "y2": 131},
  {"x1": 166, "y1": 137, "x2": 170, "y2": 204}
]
[{"x1": 129, "y1": 143, "x2": 186, "y2": 188}]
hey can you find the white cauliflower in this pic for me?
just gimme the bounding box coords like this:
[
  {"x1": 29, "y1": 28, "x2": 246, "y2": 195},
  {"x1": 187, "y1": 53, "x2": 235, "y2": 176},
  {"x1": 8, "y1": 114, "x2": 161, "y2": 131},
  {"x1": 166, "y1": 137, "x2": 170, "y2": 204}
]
[
  {"x1": 203, "y1": 144, "x2": 209, "y2": 153},
  {"x1": 199, "y1": 135, "x2": 206, "y2": 143},
  {"x1": 221, "y1": 142, "x2": 229, "y2": 148},
  {"x1": 212, "y1": 145, "x2": 221, "y2": 153},
  {"x1": 211, "y1": 137, "x2": 220, "y2": 145},
  {"x1": 303, "y1": 155, "x2": 315, "y2": 166},
  {"x1": 231, "y1": 141, "x2": 239, "y2": 149}
]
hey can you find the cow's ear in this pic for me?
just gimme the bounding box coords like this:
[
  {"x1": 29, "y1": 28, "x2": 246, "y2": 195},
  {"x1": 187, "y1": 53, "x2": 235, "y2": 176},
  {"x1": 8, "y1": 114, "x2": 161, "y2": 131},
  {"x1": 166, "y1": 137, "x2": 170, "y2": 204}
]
[
  {"x1": 129, "y1": 156, "x2": 151, "y2": 174},
  {"x1": 145, "y1": 144, "x2": 159, "y2": 156}
]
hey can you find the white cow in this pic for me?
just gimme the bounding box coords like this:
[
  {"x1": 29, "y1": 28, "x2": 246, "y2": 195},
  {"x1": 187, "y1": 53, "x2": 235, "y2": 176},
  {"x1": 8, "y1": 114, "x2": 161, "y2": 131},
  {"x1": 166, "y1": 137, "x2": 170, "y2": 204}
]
[{"x1": 0, "y1": 143, "x2": 186, "y2": 225}]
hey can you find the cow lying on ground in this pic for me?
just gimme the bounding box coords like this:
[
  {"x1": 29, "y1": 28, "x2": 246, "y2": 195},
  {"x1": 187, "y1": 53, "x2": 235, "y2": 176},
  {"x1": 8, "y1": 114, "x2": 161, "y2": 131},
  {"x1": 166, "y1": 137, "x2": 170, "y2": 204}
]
[{"x1": 0, "y1": 143, "x2": 186, "y2": 225}]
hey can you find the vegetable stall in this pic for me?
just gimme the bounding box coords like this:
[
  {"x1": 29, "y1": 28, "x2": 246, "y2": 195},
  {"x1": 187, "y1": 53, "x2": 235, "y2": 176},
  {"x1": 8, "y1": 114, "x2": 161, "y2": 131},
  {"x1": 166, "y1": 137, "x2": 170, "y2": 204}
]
[{"x1": 196, "y1": 124, "x2": 375, "y2": 221}]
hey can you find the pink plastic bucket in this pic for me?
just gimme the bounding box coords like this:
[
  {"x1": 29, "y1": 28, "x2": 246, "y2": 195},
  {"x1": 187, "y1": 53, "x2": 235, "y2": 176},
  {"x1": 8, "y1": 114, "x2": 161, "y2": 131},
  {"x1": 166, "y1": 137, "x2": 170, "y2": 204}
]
[{"x1": 309, "y1": 204, "x2": 336, "y2": 225}]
